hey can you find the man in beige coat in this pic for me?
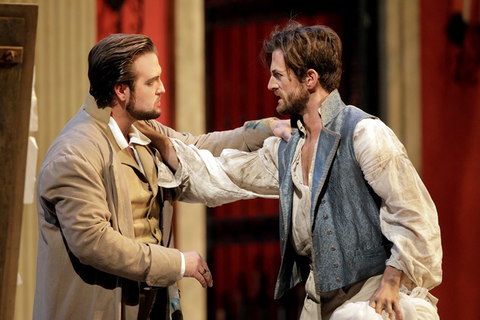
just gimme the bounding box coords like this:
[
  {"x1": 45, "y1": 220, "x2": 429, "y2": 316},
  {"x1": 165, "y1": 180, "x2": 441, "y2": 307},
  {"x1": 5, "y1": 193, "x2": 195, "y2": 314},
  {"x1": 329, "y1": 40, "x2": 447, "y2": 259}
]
[{"x1": 33, "y1": 34, "x2": 289, "y2": 320}]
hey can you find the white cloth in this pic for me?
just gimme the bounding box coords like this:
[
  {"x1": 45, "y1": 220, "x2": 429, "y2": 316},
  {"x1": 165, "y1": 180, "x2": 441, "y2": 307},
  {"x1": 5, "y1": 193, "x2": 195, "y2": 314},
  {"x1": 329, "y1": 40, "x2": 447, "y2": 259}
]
[
  {"x1": 354, "y1": 119, "x2": 442, "y2": 295},
  {"x1": 24, "y1": 68, "x2": 38, "y2": 204},
  {"x1": 332, "y1": 286, "x2": 439, "y2": 320}
]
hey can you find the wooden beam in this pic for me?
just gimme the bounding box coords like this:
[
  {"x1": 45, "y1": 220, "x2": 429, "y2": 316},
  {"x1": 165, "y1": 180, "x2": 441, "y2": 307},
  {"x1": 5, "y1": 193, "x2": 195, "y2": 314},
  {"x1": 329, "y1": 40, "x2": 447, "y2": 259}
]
[{"x1": 0, "y1": 4, "x2": 38, "y2": 320}]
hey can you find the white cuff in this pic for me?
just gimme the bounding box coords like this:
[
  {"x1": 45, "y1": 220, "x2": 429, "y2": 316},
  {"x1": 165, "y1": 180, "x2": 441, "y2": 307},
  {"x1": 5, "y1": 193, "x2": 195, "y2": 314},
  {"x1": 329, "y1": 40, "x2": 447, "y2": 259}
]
[{"x1": 178, "y1": 252, "x2": 185, "y2": 281}]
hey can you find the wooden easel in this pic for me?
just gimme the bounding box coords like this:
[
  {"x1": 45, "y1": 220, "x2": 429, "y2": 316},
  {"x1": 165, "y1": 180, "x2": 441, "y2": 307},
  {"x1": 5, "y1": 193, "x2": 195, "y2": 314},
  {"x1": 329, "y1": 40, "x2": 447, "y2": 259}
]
[{"x1": 0, "y1": 4, "x2": 38, "y2": 320}]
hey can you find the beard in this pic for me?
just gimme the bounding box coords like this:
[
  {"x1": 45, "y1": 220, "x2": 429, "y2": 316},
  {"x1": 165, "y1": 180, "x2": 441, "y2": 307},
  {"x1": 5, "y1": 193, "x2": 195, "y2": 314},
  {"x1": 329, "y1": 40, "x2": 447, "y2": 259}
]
[
  {"x1": 126, "y1": 91, "x2": 161, "y2": 120},
  {"x1": 276, "y1": 86, "x2": 309, "y2": 116}
]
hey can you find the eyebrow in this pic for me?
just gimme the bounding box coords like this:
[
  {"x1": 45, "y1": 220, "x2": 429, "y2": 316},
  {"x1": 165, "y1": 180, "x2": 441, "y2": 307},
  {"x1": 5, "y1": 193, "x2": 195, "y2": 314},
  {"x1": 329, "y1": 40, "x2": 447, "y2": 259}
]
[
  {"x1": 271, "y1": 68, "x2": 288, "y2": 75},
  {"x1": 145, "y1": 75, "x2": 160, "y2": 83}
]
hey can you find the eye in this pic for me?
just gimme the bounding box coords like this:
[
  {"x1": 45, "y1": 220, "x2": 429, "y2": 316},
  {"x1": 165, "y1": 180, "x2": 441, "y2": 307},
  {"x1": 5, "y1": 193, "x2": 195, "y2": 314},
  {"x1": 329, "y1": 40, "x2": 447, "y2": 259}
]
[
  {"x1": 146, "y1": 76, "x2": 160, "y2": 86},
  {"x1": 272, "y1": 72, "x2": 282, "y2": 80}
]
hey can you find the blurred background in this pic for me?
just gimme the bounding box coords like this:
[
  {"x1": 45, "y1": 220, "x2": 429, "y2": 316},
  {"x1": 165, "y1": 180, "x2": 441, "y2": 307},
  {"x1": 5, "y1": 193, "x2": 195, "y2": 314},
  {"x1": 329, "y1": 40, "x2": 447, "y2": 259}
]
[{"x1": 2, "y1": 0, "x2": 479, "y2": 319}]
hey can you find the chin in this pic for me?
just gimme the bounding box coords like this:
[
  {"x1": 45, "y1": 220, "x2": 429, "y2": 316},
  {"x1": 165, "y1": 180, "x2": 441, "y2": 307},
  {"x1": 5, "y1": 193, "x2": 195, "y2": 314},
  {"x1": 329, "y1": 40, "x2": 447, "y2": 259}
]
[{"x1": 276, "y1": 106, "x2": 287, "y2": 115}]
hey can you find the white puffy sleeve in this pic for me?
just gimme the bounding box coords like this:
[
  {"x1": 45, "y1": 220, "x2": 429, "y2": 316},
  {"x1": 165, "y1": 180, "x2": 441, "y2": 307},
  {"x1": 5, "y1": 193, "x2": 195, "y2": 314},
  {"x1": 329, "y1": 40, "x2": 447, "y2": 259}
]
[
  {"x1": 169, "y1": 136, "x2": 281, "y2": 207},
  {"x1": 354, "y1": 118, "x2": 442, "y2": 291}
]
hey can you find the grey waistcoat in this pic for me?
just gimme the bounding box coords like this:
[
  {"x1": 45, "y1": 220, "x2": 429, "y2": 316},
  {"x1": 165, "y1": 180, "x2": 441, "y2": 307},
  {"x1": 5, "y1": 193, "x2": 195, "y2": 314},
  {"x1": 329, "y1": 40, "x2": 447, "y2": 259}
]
[{"x1": 274, "y1": 97, "x2": 392, "y2": 299}]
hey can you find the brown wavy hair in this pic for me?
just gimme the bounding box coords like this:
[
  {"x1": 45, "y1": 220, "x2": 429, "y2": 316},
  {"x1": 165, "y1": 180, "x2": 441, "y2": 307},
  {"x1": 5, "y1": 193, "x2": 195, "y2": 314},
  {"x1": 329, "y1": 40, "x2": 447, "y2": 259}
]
[{"x1": 262, "y1": 20, "x2": 342, "y2": 93}]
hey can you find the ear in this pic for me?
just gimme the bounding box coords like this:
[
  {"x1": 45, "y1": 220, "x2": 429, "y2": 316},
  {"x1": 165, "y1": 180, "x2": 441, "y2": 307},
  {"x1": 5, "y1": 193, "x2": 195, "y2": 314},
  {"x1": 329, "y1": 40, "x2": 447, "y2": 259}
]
[
  {"x1": 113, "y1": 83, "x2": 129, "y2": 102},
  {"x1": 305, "y1": 69, "x2": 319, "y2": 90}
]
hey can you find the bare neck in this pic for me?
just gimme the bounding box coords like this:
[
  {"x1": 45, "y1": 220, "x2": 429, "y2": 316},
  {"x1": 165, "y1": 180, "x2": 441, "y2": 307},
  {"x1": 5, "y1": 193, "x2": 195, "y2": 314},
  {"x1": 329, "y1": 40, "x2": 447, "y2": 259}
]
[
  {"x1": 110, "y1": 104, "x2": 135, "y2": 142},
  {"x1": 301, "y1": 89, "x2": 329, "y2": 141}
]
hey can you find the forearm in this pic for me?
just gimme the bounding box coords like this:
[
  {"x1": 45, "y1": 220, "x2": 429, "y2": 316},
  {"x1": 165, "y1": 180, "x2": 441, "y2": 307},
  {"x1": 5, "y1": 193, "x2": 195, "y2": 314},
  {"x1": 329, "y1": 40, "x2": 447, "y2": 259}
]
[
  {"x1": 146, "y1": 118, "x2": 281, "y2": 156},
  {"x1": 381, "y1": 266, "x2": 403, "y2": 289},
  {"x1": 170, "y1": 138, "x2": 279, "y2": 207}
]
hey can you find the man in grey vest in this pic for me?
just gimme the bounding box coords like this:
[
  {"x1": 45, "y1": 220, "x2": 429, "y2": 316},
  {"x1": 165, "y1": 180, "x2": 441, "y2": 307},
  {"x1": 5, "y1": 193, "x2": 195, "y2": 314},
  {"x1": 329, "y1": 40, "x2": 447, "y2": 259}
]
[{"x1": 144, "y1": 21, "x2": 442, "y2": 319}]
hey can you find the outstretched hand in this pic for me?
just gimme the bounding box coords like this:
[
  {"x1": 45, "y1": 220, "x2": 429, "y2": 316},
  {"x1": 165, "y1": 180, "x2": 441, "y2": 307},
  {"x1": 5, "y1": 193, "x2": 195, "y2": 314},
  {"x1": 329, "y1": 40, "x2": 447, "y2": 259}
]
[
  {"x1": 368, "y1": 266, "x2": 403, "y2": 320},
  {"x1": 270, "y1": 119, "x2": 291, "y2": 142},
  {"x1": 134, "y1": 120, "x2": 179, "y2": 172},
  {"x1": 183, "y1": 251, "x2": 213, "y2": 288}
]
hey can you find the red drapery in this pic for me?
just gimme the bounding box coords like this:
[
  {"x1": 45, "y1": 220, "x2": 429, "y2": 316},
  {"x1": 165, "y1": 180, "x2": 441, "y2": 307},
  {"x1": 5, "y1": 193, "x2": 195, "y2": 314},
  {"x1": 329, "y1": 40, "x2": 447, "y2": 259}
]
[{"x1": 421, "y1": 0, "x2": 480, "y2": 318}]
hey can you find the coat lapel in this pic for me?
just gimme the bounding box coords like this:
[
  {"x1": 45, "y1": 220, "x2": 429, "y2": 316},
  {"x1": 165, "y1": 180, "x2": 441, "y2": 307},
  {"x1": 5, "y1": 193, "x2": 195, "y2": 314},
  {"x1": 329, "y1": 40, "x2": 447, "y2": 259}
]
[
  {"x1": 279, "y1": 132, "x2": 300, "y2": 250},
  {"x1": 118, "y1": 148, "x2": 139, "y2": 169},
  {"x1": 135, "y1": 145, "x2": 158, "y2": 197},
  {"x1": 310, "y1": 127, "x2": 340, "y2": 228}
]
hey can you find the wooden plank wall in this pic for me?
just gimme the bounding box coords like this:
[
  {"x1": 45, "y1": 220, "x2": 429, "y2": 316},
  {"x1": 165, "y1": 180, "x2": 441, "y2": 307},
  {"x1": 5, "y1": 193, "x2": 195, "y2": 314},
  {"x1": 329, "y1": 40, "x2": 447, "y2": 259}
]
[{"x1": 0, "y1": 4, "x2": 37, "y2": 320}]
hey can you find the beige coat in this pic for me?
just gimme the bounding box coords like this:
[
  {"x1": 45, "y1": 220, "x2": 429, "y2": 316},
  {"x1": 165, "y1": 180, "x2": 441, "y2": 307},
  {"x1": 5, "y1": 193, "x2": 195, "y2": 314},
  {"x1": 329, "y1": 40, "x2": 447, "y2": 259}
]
[{"x1": 33, "y1": 94, "x2": 274, "y2": 320}]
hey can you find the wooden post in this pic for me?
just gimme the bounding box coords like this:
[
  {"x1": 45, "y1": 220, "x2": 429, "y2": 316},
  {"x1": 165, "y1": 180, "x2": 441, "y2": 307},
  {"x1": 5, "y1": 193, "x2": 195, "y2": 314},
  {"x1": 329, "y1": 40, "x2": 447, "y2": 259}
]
[{"x1": 0, "y1": 4, "x2": 38, "y2": 320}]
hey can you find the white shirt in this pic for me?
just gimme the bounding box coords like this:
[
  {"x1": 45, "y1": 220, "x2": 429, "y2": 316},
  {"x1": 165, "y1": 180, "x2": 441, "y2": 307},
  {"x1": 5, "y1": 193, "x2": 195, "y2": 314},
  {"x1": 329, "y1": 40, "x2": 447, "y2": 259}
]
[{"x1": 107, "y1": 117, "x2": 150, "y2": 174}]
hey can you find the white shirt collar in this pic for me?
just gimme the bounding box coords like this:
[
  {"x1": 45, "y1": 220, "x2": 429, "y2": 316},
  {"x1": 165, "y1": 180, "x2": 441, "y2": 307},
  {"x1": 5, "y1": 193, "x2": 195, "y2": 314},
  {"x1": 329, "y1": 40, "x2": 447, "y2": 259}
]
[{"x1": 107, "y1": 117, "x2": 151, "y2": 150}]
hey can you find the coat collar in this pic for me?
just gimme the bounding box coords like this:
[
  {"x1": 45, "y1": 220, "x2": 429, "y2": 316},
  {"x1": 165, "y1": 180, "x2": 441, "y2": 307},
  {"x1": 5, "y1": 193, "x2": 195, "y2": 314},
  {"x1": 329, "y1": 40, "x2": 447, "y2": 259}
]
[
  {"x1": 83, "y1": 93, "x2": 112, "y2": 125},
  {"x1": 82, "y1": 93, "x2": 159, "y2": 195},
  {"x1": 318, "y1": 89, "x2": 344, "y2": 127},
  {"x1": 292, "y1": 89, "x2": 345, "y2": 135}
]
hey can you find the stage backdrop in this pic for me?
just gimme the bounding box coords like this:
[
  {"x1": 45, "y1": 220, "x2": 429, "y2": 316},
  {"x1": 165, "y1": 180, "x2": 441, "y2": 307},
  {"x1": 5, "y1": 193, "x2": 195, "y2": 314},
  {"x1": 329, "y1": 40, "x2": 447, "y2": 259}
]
[{"x1": 421, "y1": 0, "x2": 480, "y2": 318}]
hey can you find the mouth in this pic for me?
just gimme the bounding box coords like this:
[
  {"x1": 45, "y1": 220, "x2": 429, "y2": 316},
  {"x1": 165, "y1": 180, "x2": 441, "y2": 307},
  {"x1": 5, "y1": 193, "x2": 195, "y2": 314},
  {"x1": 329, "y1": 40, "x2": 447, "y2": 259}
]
[{"x1": 274, "y1": 93, "x2": 283, "y2": 103}]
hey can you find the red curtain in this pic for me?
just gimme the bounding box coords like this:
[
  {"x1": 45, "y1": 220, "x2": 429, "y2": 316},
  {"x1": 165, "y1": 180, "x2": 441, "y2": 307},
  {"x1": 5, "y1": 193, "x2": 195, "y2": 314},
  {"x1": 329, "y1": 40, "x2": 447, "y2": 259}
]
[{"x1": 421, "y1": 0, "x2": 480, "y2": 318}]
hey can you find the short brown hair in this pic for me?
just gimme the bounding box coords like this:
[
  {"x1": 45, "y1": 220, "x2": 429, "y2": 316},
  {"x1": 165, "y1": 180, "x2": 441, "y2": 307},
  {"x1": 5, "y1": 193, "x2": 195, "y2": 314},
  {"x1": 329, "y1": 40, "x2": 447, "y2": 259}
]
[
  {"x1": 88, "y1": 34, "x2": 157, "y2": 108},
  {"x1": 263, "y1": 20, "x2": 342, "y2": 92}
]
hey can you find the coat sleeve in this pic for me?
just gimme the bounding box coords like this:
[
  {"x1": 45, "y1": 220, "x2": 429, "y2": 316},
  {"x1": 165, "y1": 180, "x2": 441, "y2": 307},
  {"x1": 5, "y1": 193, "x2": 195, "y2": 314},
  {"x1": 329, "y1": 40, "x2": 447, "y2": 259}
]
[{"x1": 146, "y1": 118, "x2": 276, "y2": 156}]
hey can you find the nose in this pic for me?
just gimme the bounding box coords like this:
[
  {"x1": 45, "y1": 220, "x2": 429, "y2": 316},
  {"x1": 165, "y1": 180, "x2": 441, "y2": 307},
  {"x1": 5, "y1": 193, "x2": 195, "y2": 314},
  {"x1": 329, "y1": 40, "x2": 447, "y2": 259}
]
[
  {"x1": 267, "y1": 76, "x2": 278, "y2": 91},
  {"x1": 157, "y1": 80, "x2": 165, "y2": 95}
]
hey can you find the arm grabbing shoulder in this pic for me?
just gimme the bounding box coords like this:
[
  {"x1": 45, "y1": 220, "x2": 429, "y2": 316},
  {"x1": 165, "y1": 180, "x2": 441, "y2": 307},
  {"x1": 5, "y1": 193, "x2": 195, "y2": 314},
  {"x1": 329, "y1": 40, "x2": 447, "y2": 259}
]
[{"x1": 140, "y1": 118, "x2": 290, "y2": 156}]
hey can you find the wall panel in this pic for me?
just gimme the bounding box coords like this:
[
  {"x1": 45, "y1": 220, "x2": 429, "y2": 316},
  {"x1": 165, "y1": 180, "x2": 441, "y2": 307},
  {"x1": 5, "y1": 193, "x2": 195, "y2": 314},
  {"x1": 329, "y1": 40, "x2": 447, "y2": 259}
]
[{"x1": 0, "y1": 0, "x2": 96, "y2": 319}]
